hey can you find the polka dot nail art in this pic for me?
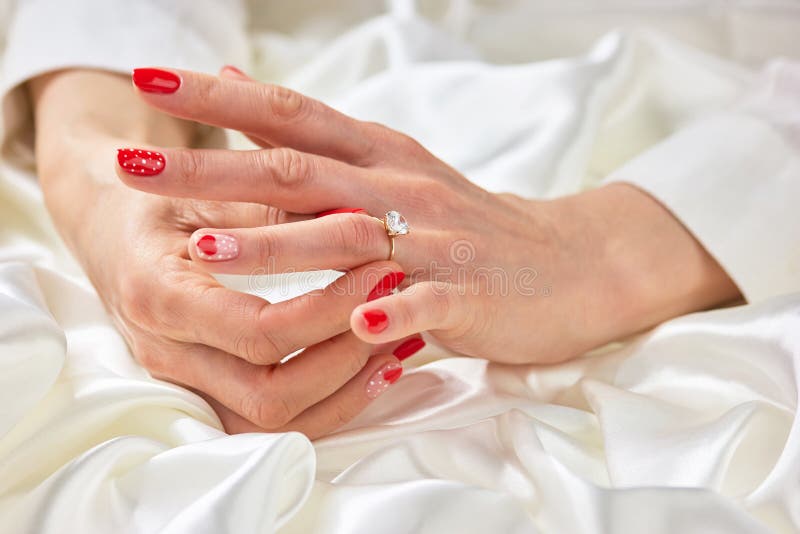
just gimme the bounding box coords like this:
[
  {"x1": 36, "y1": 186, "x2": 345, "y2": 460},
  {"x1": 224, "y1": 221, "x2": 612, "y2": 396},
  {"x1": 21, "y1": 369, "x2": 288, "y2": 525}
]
[
  {"x1": 366, "y1": 362, "x2": 403, "y2": 399},
  {"x1": 195, "y1": 234, "x2": 239, "y2": 261},
  {"x1": 117, "y1": 148, "x2": 165, "y2": 176}
]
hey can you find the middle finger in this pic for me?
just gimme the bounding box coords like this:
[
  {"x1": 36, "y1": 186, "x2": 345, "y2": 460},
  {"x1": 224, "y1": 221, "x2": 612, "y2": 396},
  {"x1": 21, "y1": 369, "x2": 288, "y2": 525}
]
[{"x1": 116, "y1": 146, "x2": 380, "y2": 215}]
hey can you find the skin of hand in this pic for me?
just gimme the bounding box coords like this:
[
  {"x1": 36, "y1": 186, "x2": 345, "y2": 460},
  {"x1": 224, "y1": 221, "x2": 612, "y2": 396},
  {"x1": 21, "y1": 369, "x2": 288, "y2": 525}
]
[
  {"x1": 117, "y1": 67, "x2": 742, "y2": 366},
  {"x1": 30, "y1": 69, "x2": 421, "y2": 438}
]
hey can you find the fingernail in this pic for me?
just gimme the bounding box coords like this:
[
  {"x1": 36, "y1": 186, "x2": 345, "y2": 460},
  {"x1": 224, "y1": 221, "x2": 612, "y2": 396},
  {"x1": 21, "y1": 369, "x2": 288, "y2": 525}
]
[
  {"x1": 117, "y1": 148, "x2": 166, "y2": 176},
  {"x1": 315, "y1": 207, "x2": 367, "y2": 218},
  {"x1": 362, "y1": 309, "x2": 389, "y2": 333},
  {"x1": 367, "y1": 271, "x2": 405, "y2": 302},
  {"x1": 194, "y1": 234, "x2": 239, "y2": 261},
  {"x1": 222, "y1": 65, "x2": 248, "y2": 78},
  {"x1": 366, "y1": 362, "x2": 403, "y2": 399},
  {"x1": 393, "y1": 338, "x2": 425, "y2": 361},
  {"x1": 132, "y1": 68, "x2": 181, "y2": 94}
]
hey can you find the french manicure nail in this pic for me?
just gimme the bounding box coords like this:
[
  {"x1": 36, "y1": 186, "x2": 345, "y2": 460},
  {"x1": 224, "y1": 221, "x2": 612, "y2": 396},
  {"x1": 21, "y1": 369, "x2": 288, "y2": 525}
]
[
  {"x1": 132, "y1": 68, "x2": 181, "y2": 94},
  {"x1": 393, "y1": 338, "x2": 425, "y2": 361},
  {"x1": 195, "y1": 234, "x2": 239, "y2": 261},
  {"x1": 363, "y1": 309, "x2": 389, "y2": 333},
  {"x1": 367, "y1": 271, "x2": 405, "y2": 302},
  {"x1": 366, "y1": 362, "x2": 403, "y2": 399},
  {"x1": 315, "y1": 207, "x2": 367, "y2": 218},
  {"x1": 117, "y1": 148, "x2": 165, "y2": 176}
]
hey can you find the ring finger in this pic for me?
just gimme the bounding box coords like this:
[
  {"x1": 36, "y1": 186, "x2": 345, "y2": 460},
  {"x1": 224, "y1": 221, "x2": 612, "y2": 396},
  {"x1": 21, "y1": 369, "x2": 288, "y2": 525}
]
[{"x1": 186, "y1": 212, "x2": 434, "y2": 274}]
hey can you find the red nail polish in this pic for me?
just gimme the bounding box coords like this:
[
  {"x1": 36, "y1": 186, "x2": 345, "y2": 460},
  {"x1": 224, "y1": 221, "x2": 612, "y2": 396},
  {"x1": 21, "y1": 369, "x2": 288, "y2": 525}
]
[
  {"x1": 222, "y1": 65, "x2": 248, "y2": 78},
  {"x1": 315, "y1": 207, "x2": 367, "y2": 218},
  {"x1": 132, "y1": 68, "x2": 181, "y2": 94},
  {"x1": 197, "y1": 235, "x2": 217, "y2": 255},
  {"x1": 393, "y1": 338, "x2": 425, "y2": 361},
  {"x1": 117, "y1": 148, "x2": 166, "y2": 176},
  {"x1": 363, "y1": 309, "x2": 388, "y2": 333},
  {"x1": 367, "y1": 271, "x2": 405, "y2": 302},
  {"x1": 383, "y1": 367, "x2": 403, "y2": 383},
  {"x1": 365, "y1": 362, "x2": 403, "y2": 398}
]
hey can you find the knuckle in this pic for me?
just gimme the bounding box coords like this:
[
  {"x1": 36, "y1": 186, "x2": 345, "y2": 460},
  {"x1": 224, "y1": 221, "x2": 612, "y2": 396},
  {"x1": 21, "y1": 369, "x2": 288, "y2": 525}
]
[
  {"x1": 336, "y1": 215, "x2": 381, "y2": 256},
  {"x1": 231, "y1": 329, "x2": 263, "y2": 364},
  {"x1": 331, "y1": 402, "x2": 354, "y2": 428},
  {"x1": 176, "y1": 149, "x2": 204, "y2": 186},
  {"x1": 428, "y1": 282, "x2": 456, "y2": 325},
  {"x1": 227, "y1": 299, "x2": 287, "y2": 364},
  {"x1": 118, "y1": 274, "x2": 153, "y2": 327},
  {"x1": 233, "y1": 327, "x2": 283, "y2": 366},
  {"x1": 241, "y1": 387, "x2": 294, "y2": 429},
  {"x1": 263, "y1": 148, "x2": 312, "y2": 189},
  {"x1": 357, "y1": 122, "x2": 392, "y2": 164},
  {"x1": 405, "y1": 178, "x2": 452, "y2": 218},
  {"x1": 394, "y1": 130, "x2": 426, "y2": 155},
  {"x1": 358, "y1": 122, "x2": 425, "y2": 165},
  {"x1": 262, "y1": 84, "x2": 307, "y2": 123},
  {"x1": 332, "y1": 339, "x2": 370, "y2": 378},
  {"x1": 134, "y1": 347, "x2": 163, "y2": 373},
  {"x1": 132, "y1": 338, "x2": 179, "y2": 377},
  {"x1": 250, "y1": 307, "x2": 291, "y2": 364},
  {"x1": 345, "y1": 350, "x2": 368, "y2": 377},
  {"x1": 151, "y1": 286, "x2": 186, "y2": 329},
  {"x1": 255, "y1": 229, "x2": 280, "y2": 268},
  {"x1": 192, "y1": 77, "x2": 222, "y2": 114}
]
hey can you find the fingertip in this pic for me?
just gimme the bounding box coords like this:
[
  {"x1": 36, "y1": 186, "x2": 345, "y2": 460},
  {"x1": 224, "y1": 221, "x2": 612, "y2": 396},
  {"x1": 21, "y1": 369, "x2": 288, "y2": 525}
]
[
  {"x1": 189, "y1": 230, "x2": 241, "y2": 263},
  {"x1": 116, "y1": 147, "x2": 166, "y2": 180},
  {"x1": 350, "y1": 304, "x2": 389, "y2": 343},
  {"x1": 132, "y1": 67, "x2": 182, "y2": 94},
  {"x1": 364, "y1": 355, "x2": 404, "y2": 400}
]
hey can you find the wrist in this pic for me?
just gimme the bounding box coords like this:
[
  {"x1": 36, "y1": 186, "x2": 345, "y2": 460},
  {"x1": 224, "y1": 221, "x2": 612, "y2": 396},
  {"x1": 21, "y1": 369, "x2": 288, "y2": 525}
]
[
  {"x1": 29, "y1": 69, "x2": 196, "y2": 147},
  {"x1": 557, "y1": 183, "x2": 741, "y2": 345}
]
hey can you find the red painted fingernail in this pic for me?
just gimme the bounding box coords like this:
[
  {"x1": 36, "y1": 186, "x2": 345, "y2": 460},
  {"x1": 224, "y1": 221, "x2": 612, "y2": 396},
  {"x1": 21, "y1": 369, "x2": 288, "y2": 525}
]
[
  {"x1": 222, "y1": 65, "x2": 248, "y2": 78},
  {"x1": 383, "y1": 367, "x2": 403, "y2": 383},
  {"x1": 194, "y1": 234, "x2": 239, "y2": 261},
  {"x1": 315, "y1": 207, "x2": 367, "y2": 218},
  {"x1": 117, "y1": 148, "x2": 166, "y2": 176},
  {"x1": 363, "y1": 309, "x2": 389, "y2": 333},
  {"x1": 393, "y1": 338, "x2": 425, "y2": 361},
  {"x1": 366, "y1": 362, "x2": 403, "y2": 399},
  {"x1": 132, "y1": 68, "x2": 181, "y2": 94},
  {"x1": 367, "y1": 271, "x2": 405, "y2": 302}
]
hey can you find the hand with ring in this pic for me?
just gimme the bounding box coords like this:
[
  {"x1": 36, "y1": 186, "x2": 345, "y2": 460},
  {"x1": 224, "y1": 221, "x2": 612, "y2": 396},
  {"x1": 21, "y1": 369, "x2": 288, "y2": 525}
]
[{"x1": 118, "y1": 67, "x2": 740, "y2": 401}]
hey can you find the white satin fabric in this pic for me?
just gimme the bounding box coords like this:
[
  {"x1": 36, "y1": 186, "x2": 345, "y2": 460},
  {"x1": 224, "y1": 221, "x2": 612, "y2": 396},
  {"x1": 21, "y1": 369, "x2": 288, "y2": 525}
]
[{"x1": 1, "y1": 1, "x2": 800, "y2": 533}]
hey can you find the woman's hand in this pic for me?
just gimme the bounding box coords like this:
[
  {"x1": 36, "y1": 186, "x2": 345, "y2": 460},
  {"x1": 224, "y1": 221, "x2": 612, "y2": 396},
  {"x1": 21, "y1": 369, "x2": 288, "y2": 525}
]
[
  {"x1": 119, "y1": 67, "x2": 741, "y2": 364},
  {"x1": 31, "y1": 70, "x2": 418, "y2": 438}
]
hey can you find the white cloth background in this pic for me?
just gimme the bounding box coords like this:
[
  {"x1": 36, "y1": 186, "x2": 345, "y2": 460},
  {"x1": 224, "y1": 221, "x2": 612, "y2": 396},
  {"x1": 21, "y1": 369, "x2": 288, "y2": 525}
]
[{"x1": 0, "y1": 1, "x2": 798, "y2": 533}]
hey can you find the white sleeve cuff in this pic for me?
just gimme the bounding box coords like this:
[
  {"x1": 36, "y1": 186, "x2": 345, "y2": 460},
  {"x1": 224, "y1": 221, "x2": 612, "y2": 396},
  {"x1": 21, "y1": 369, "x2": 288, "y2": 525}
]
[
  {"x1": 1, "y1": 0, "x2": 248, "y2": 87},
  {"x1": 0, "y1": 0, "x2": 248, "y2": 156}
]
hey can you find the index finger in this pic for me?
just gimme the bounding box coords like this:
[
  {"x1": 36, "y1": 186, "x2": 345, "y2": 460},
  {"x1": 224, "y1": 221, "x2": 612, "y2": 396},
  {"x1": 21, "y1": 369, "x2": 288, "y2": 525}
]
[{"x1": 131, "y1": 67, "x2": 379, "y2": 165}]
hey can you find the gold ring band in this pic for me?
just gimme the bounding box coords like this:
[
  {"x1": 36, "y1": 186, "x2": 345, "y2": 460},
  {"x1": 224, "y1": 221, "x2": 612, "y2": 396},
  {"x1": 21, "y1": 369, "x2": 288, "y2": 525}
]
[{"x1": 372, "y1": 211, "x2": 409, "y2": 261}]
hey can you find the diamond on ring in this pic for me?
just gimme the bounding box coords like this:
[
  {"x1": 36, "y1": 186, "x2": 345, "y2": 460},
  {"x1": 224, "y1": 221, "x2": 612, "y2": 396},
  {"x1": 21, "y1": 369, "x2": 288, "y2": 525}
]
[{"x1": 385, "y1": 210, "x2": 409, "y2": 236}]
